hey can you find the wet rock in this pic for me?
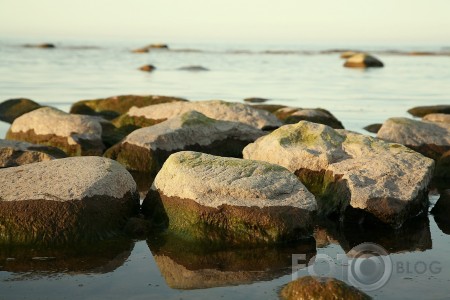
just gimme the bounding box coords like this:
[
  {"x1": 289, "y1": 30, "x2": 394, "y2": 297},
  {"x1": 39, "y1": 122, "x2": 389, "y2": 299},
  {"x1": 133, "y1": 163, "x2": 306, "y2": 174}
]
[
  {"x1": 280, "y1": 276, "x2": 371, "y2": 300},
  {"x1": 363, "y1": 123, "x2": 382, "y2": 134},
  {"x1": 104, "y1": 111, "x2": 265, "y2": 174},
  {"x1": 435, "y1": 151, "x2": 450, "y2": 178},
  {"x1": 251, "y1": 104, "x2": 287, "y2": 113},
  {"x1": 142, "y1": 151, "x2": 317, "y2": 244},
  {"x1": 70, "y1": 94, "x2": 187, "y2": 120},
  {"x1": 244, "y1": 97, "x2": 270, "y2": 103},
  {"x1": 423, "y1": 113, "x2": 450, "y2": 123},
  {"x1": 243, "y1": 121, "x2": 434, "y2": 228},
  {"x1": 132, "y1": 44, "x2": 169, "y2": 53},
  {"x1": 0, "y1": 98, "x2": 42, "y2": 123},
  {"x1": 139, "y1": 64, "x2": 156, "y2": 72},
  {"x1": 0, "y1": 139, "x2": 66, "y2": 168},
  {"x1": 0, "y1": 157, "x2": 139, "y2": 245},
  {"x1": 340, "y1": 51, "x2": 358, "y2": 59},
  {"x1": 274, "y1": 107, "x2": 344, "y2": 129},
  {"x1": 344, "y1": 53, "x2": 384, "y2": 68},
  {"x1": 178, "y1": 65, "x2": 209, "y2": 71},
  {"x1": 23, "y1": 43, "x2": 55, "y2": 49},
  {"x1": 432, "y1": 190, "x2": 450, "y2": 234},
  {"x1": 6, "y1": 107, "x2": 105, "y2": 156},
  {"x1": 125, "y1": 100, "x2": 282, "y2": 130},
  {"x1": 408, "y1": 105, "x2": 450, "y2": 117}
]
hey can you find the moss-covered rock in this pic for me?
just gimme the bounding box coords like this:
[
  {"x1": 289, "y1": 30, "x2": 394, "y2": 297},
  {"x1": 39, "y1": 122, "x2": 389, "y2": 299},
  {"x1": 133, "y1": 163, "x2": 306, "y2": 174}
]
[
  {"x1": 344, "y1": 53, "x2": 384, "y2": 68},
  {"x1": 142, "y1": 151, "x2": 317, "y2": 244},
  {"x1": 0, "y1": 98, "x2": 42, "y2": 123},
  {"x1": 408, "y1": 105, "x2": 450, "y2": 117},
  {"x1": 280, "y1": 276, "x2": 371, "y2": 300},
  {"x1": 70, "y1": 94, "x2": 187, "y2": 119},
  {"x1": 274, "y1": 107, "x2": 344, "y2": 129}
]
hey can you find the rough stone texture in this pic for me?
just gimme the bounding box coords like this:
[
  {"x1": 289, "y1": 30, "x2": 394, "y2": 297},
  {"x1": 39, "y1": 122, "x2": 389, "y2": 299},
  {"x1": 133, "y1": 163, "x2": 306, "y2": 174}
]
[
  {"x1": 70, "y1": 94, "x2": 187, "y2": 120},
  {"x1": 423, "y1": 113, "x2": 450, "y2": 123},
  {"x1": 139, "y1": 64, "x2": 156, "y2": 72},
  {"x1": 127, "y1": 100, "x2": 282, "y2": 130},
  {"x1": 408, "y1": 105, "x2": 450, "y2": 117},
  {"x1": 0, "y1": 157, "x2": 139, "y2": 245},
  {"x1": 0, "y1": 98, "x2": 42, "y2": 123},
  {"x1": 280, "y1": 276, "x2": 371, "y2": 300},
  {"x1": 377, "y1": 117, "x2": 450, "y2": 161},
  {"x1": 0, "y1": 139, "x2": 66, "y2": 168},
  {"x1": 104, "y1": 111, "x2": 265, "y2": 173},
  {"x1": 143, "y1": 151, "x2": 317, "y2": 244},
  {"x1": 6, "y1": 107, "x2": 104, "y2": 156},
  {"x1": 243, "y1": 121, "x2": 434, "y2": 228},
  {"x1": 274, "y1": 107, "x2": 344, "y2": 129},
  {"x1": 344, "y1": 53, "x2": 384, "y2": 68},
  {"x1": 363, "y1": 123, "x2": 382, "y2": 134}
]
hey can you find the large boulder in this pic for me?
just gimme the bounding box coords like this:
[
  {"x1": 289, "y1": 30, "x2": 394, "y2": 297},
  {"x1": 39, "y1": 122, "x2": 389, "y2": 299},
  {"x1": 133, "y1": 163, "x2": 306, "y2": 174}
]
[
  {"x1": 142, "y1": 151, "x2": 317, "y2": 244},
  {"x1": 344, "y1": 53, "x2": 384, "y2": 68},
  {"x1": 408, "y1": 105, "x2": 450, "y2": 117},
  {"x1": 0, "y1": 157, "x2": 139, "y2": 245},
  {"x1": 70, "y1": 94, "x2": 187, "y2": 119},
  {"x1": 274, "y1": 107, "x2": 344, "y2": 129},
  {"x1": 243, "y1": 121, "x2": 434, "y2": 228},
  {"x1": 0, "y1": 98, "x2": 42, "y2": 123},
  {"x1": 280, "y1": 276, "x2": 371, "y2": 300},
  {"x1": 124, "y1": 100, "x2": 282, "y2": 130},
  {"x1": 104, "y1": 111, "x2": 265, "y2": 174},
  {"x1": 0, "y1": 139, "x2": 66, "y2": 168},
  {"x1": 6, "y1": 107, "x2": 105, "y2": 156},
  {"x1": 423, "y1": 113, "x2": 450, "y2": 123}
]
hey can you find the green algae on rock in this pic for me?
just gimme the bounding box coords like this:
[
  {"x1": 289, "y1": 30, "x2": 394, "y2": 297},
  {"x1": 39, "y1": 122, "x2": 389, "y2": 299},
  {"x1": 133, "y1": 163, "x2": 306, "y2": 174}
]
[
  {"x1": 0, "y1": 98, "x2": 42, "y2": 123},
  {"x1": 243, "y1": 121, "x2": 434, "y2": 228},
  {"x1": 0, "y1": 157, "x2": 139, "y2": 245},
  {"x1": 142, "y1": 151, "x2": 317, "y2": 244}
]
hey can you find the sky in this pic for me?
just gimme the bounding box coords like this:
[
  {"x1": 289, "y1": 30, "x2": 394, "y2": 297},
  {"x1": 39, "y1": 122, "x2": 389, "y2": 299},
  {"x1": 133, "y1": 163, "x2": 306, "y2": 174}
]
[{"x1": 0, "y1": 0, "x2": 449, "y2": 44}]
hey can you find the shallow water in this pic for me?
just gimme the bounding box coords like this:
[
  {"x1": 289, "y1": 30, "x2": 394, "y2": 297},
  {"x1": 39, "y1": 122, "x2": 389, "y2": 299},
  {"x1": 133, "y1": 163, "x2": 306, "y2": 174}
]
[{"x1": 0, "y1": 39, "x2": 450, "y2": 299}]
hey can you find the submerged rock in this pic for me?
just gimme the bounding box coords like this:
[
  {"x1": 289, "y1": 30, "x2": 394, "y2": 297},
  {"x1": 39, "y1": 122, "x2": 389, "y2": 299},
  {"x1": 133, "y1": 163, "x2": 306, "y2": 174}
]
[
  {"x1": 178, "y1": 65, "x2": 209, "y2": 71},
  {"x1": 344, "y1": 53, "x2": 384, "y2": 68},
  {"x1": 0, "y1": 157, "x2": 139, "y2": 245},
  {"x1": 243, "y1": 121, "x2": 434, "y2": 228},
  {"x1": 423, "y1": 113, "x2": 450, "y2": 123},
  {"x1": 274, "y1": 107, "x2": 344, "y2": 129},
  {"x1": 125, "y1": 100, "x2": 282, "y2": 130},
  {"x1": 280, "y1": 276, "x2": 371, "y2": 300},
  {"x1": 6, "y1": 107, "x2": 105, "y2": 156},
  {"x1": 408, "y1": 105, "x2": 450, "y2": 117},
  {"x1": 142, "y1": 151, "x2": 317, "y2": 244},
  {"x1": 0, "y1": 139, "x2": 66, "y2": 168},
  {"x1": 104, "y1": 111, "x2": 265, "y2": 174},
  {"x1": 139, "y1": 64, "x2": 156, "y2": 72},
  {"x1": 363, "y1": 123, "x2": 382, "y2": 134},
  {"x1": 70, "y1": 94, "x2": 187, "y2": 120},
  {"x1": 0, "y1": 98, "x2": 42, "y2": 123}
]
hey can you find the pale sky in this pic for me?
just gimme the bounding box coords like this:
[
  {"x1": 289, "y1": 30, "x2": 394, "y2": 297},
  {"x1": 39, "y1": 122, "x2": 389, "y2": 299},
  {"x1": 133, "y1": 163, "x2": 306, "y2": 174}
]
[{"x1": 1, "y1": 0, "x2": 449, "y2": 43}]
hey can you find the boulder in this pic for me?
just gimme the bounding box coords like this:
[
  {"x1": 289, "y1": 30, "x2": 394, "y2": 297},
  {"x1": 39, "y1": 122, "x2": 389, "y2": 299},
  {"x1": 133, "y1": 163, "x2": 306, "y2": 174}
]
[
  {"x1": 139, "y1": 64, "x2": 156, "y2": 72},
  {"x1": 0, "y1": 157, "x2": 139, "y2": 245},
  {"x1": 243, "y1": 97, "x2": 269, "y2": 103},
  {"x1": 344, "y1": 53, "x2": 384, "y2": 68},
  {"x1": 104, "y1": 111, "x2": 265, "y2": 174},
  {"x1": 0, "y1": 98, "x2": 42, "y2": 123},
  {"x1": 280, "y1": 276, "x2": 371, "y2": 300},
  {"x1": 363, "y1": 123, "x2": 382, "y2": 134},
  {"x1": 142, "y1": 151, "x2": 317, "y2": 244},
  {"x1": 6, "y1": 107, "x2": 105, "y2": 156},
  {"x1": 274, "y1": 107, "x2": 344, "y2": 129},
  {"x1": 70, "y1": 94, "x2": 187, "y2": 120},
  {"x1": 178, "y1": 65, "x2": 209, "y2": 71},
  {"x1": 408, "y1": 105, "x2": 450, "y2": 117},
  {"x1": 243, "y1": 121, "x2": 434, "y2": 228},
  {"x1": 0, "y1": 139, "x2": 66, "y2": 168},
  {"x1": 423, "y1": 113, "x2": 450, "y2": 123},
  {"x1": 125, "y1": 100, "x2": 282, "y2": 130}
]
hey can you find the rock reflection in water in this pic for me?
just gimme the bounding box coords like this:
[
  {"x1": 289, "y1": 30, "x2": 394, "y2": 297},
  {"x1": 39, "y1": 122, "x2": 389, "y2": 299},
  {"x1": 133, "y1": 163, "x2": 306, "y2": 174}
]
[
  {"x1": 129, "y1": 171, "x2": 155, "y2": 199},
  {"x1": 147, "y1": 234, "x2": 317, "y2": 289},
  {"x1": 0, "y1": 238, "x2": 134, "y2": 279}
]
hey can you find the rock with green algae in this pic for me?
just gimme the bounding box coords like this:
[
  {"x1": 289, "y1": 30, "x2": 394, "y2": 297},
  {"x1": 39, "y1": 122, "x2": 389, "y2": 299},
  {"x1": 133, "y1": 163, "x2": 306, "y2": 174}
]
[
  {"x1": 125, "y1": 100, "x2": 282, "y2": 130},
  {"x1": 0, "y1": 98, "x2": 42, "y2": 123},
  {"x1": 0, "y1": 157, "x2": 139, "y2": 245},
  {"x1": 243, "y1": 121, "x2": 434, "y2": 228},
  {"x1": 70, "y1": 94, "x2": 187, "y2": 119},
  {"x1": 142, "y1": 151, "x2": 317, "y2": 244},
  {"x1": 104, "y1": 111, "x2": 265, "y2": 174},
  {"x1": 274, "y1": 107, "x2": 344, "y2": 129},
  {"x1": 6, "y1": 107, "x2": 105, "y2": 156},
  {"x1": 280, "y1": 276, "x2": 371, "y2": 300}
]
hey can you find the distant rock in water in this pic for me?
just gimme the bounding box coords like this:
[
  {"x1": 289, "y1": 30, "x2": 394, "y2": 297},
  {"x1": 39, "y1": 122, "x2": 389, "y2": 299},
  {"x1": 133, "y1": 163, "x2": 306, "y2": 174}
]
[
  {"x1": 274, "y1": 107, "x2": 344, "y2": 129},
  {"x1": 132, "y1": 48, "x2": 149, "y2": 53},
  {"x1": 423, "y1": 113, "x2": 450, "y2": 123},
  {"x1": 250, "y1": 104, "x2": 287, "y2": 113},
  {"x1": 139, "y1": 64, "x2": 156, "y2": 72},
  {"x1": 243, "y1": 97, "x2": 270, "y2": 103},
  {"x1": 178, "y1": 65, "x2": 209, "y2": 71},
  {"x1": 408, "y1": 105, "x2": 450, "y2": 117},
  {"x1": 0, "y1": 98, "x2": 42, "y2": 123},
  {"x1": 340, "y1": 51, "x2": 358, "y2": 59},
  {"x1": 132, "y1": 43, "x2": 169, "y2": 53},
  {"x1": 363, "y1": 123, "x2": 383, "y2": 133},
  {"x1": 344, "y1": 53, "x2": 384, "y2": 68},
  {"x1": 23, "y1": 43, "x2": 55, "y2": 49}
]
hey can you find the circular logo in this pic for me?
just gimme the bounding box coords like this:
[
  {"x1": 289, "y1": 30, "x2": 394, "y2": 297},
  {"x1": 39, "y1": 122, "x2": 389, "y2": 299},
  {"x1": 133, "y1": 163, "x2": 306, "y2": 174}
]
[{"x1": 347, "y1": 242, "x2": 392, "y2": 291}]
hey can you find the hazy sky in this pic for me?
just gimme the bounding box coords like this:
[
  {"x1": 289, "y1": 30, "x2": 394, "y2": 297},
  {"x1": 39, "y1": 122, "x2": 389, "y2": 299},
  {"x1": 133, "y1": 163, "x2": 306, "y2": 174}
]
[{"x1": 1, "y1": 0, "x2": 449, "y2": 43}]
